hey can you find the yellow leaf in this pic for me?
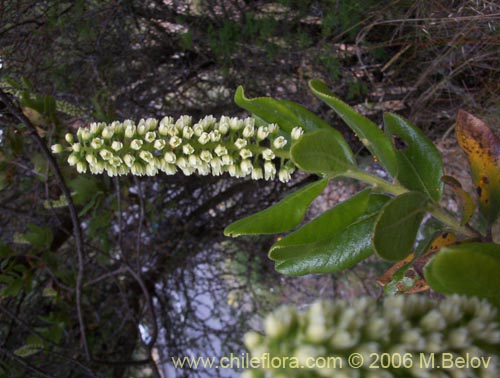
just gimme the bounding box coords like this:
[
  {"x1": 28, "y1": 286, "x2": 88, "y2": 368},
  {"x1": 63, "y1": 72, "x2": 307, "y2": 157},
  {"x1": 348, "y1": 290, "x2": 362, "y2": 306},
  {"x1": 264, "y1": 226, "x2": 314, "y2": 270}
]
[{"x1": 456, "y1": 110, "x2": 500, "y2": 223}]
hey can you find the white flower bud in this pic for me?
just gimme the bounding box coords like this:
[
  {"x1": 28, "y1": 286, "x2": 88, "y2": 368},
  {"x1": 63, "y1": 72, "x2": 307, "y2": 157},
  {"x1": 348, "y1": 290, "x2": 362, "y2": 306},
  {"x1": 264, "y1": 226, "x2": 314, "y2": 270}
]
[
  {"x1": 221, "y1": 154, "x2": 233, "y2": 166},
  {"x1": 95, "y1": 161, "x2": 105, "y2": 173},
  {"x1": 264, "y1": 161, "x2": 276, "y2": 180},
  {"x1": 164, "y1": 151, "x2": 176, "y2": 164},
  {"x1": 106, "y1": 165, "x2": 118, "y2": 176},
  {"x1": 218, "y1": 121, "x2": 229, "y2": 135},
  {"x1": 242, "y1": 125, "x2": 254, "y2": 138},
  {"x1": 153, "y1": 139, "x2": 166, "y2": 150},
  {"x1": 278, "y1": 168, "x2": 291, "y2": 182},
  {"x1": 214, "y1": 145, "x2": 228, "y2": 157},
  {"x1": 65, "y1": 133, "x2": 74, "y2": 144},
  {"x1": 200, "y1": 150, "x2": 213, "y2": 162},
  {"x1": 251, "y1": 167, "x2": 263, "y2": 180},
  {"x1": 160, "y1": 162, "x2": 177, "y2": 175},
  {"x1": 240, "y1": 159, "x2": 253, "y2": 174},
  {"x1": 85, "y1": 154, "x2": 97, "y2": 165},
  {"x1": 244, "y1": 117, "x2": 255, "y2": 128},
  {"x1": 182, "y1": 126, "x2": 194, "y2": 139},
  {"x1": 125, "y1": 123, "x2": 136, "y2": 138},
  {"x1": 145, "y1": 163, "x2": 158, "y2": 176},
  {"x1": 239, "y1": 148, "x2": 252, "y2": 159},
  {"x1": 130, "y1": 139, "x2": 143, "y2": 150},
  {"x1": 262, "y1": 148, "x2": 275, "y2": 161},
  {"x1": 139, "y1": 151, "x2": 154, "y2": 163},
  {"x1": 229, "y1": 117, "x2": 242, "y2": 131},
  {"x1": 91, "y1": 138, "x2": 104, "y2": 149},
  {"x1": 78, "y1": 128, "x2": 91, "y2": 141},
  {"x1": 198, "y1": 132, "x2": 210, "y2": 145},
  {"x1": 243, "y1": 332, "x2": 263, "y2": 350},
  {"x1": 145, "y1": 131, "x2": 156, "y2": 143},
  {"x1": 169, "y1": 136, "x2": 182, "y2": 148},
  {"x1": 210, "y1": 130, "x2": 221, "y2": 142},
  {"x1": 159, "y1": 116, "x2": 174, "y2": 128},
  {"x1": 51, "y1": 144, "x2": 63, "y2": 154},
  {"x1": 176, "y1": 115, "x2": 192, "y2": 129},
  {"x1": 257, "y1": 126, "x2": 269, "y2": 140},
  {"x1": 234, "y1": 138, "x2": 247, "y2": 149},
  {"x1": 146, "y1": 118, "x2": 158, "y2": 130},
  {"x1": 197, "y1": 162, "x2": 210, "y2": 175},
  {"x1": 123, "y1": 154, "x2": 135, "y2": 167},
  {"x1": 131, "y1": 162, "x2": 145, "y2": 176},
  {"x1": 264, "y1": 306, "x2": 296, "y2": 338},
  {"x1": 210, "y1": 158, "x2": 222, "y2": 175},
  {"x1": 137, "y1": 120, "x2": 147, "y2": 135},
  {"x1": 72, "y1": 143, "x2": 81, "y2": 152},
  {"x1": 109, "y1": 156, "x2": 123, "y2": 167},
  {"x1": 182, "y1": 144, "x2": 194, "y2": 155},
  {"x1": 193, "y1": 124, "x2": 204, "y2": 137},
  {"x1": 158, "y1": 123, "x2": 169, "y2": 136},
  {"x1": 117, "y1": 165, "x2": 128, "y2": 175},
  {"x1": 273, "y1": 136, "x2": 287, "y2": 149},
  {"x1": 111, "y1": 141, "x2": 123, "y2": 151},
  {"x1": 176, "y1": 157, "x2": 188, "y2": 169},
  {"x1": 227, "y1": 164, "x2": 237, "y2": 177},
  {"x1": 291, "y1": 126, "x2": 304, "y2": 140},
  {"x1": 102, "y1": 127, "x2": 114, "y2": 139},
  {"x1": 268, "y1": 123, "x2": 279, "y2": 134},
  {"x1": 89, "y1": 122, "x2": 100, "y2": 135},
  {"x1": 99, "y1": 149, "x2": 113, "y2": 160},
  {"x1": 188, "y1": 154, "x2": 201, "y2": 168},
  {"x1": 76, "y1": 161, "x2": 87, "y2": 173}
]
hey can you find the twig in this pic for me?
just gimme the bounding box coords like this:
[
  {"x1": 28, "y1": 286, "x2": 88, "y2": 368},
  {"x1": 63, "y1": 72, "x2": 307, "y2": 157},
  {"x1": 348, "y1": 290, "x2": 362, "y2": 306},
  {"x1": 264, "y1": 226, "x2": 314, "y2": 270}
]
[
  {"x1": 0, "y1": 89, "x2": 91, "y2": 361},
  {"x1": 123, "y1": 264, "x2": 161, "y2": 378}
]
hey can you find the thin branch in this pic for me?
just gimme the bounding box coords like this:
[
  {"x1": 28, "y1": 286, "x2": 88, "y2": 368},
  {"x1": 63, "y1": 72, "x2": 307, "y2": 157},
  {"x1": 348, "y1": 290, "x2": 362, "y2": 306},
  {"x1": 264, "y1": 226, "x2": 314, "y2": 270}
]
[{"x1": 123, "y1": 264, "x2": 161, "y2": 378}]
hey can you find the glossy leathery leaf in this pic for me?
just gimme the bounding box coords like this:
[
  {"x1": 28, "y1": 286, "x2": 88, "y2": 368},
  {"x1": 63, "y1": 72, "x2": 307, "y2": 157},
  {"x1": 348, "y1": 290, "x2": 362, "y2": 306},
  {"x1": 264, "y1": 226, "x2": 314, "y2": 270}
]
[
  {"x1": 224, "y1": 179, "x2": 328, "y2": 237},
  {"x1": 309, "y1": 79, "x2": 398, "y2": 177},
  {"x1": 373, "y1": 191, "x2": 427, "y2": 261},
  {"x1": 235, "y1": 86, "x2": 328, "y2": 133},
  {"x1": 290, "y1": 129, "x2": 356, "y2": 175},
  {"x1": 384, "y1": 113, "x2": 443, "y2": 201},
  {"x1": 270, "y1": 193, "x2": 389, "y2": 276},
  {"x1": 424, "y1": 242, "x2": 500, "y2": 311},
  {"x1": 441, "y1": 175, "x2": 476, "y2": 226},
  {"x1": 456, "y1": 110, "x2": 500, "y2": 223},
  {"x1": 270, "y1": 189, "x2": 371, "y2": 253}
]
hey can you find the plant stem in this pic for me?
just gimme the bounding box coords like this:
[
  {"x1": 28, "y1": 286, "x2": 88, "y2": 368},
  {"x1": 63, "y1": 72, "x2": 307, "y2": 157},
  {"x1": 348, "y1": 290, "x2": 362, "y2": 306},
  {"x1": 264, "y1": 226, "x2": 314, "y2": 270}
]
[
  {"x1": 339, "y1": 169, "x2": 479, "y2": 239},
  {"x1": 340, "y1": 169, "x2": 408, "y2": 196}
]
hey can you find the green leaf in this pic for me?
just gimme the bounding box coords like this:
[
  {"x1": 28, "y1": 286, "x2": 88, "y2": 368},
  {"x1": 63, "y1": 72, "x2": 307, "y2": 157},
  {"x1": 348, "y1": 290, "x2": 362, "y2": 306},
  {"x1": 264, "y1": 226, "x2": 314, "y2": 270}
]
[
  {"x1": 309, "y1": 79, "x2": 398, "y2": 177},
  {"x1": 69, "y1": 175, "x2": 101, "y2": 205},
  {"x1": 235, "y1": 86, "x2": 331, "y2": 133},
  {"x1": 373, "y1": 191, "x2": 427, "y2": 261},
  {"x1": 270, "y1": 192, "x2": 389, "y2": 276},
  {"x1": 14, "y1": 343, "x2": 44, "y2": 358},
  {"x1": 384, "y1": 113, "x2": 444, "y2": 201},
  {"x1": 290, "y1": 129, "x2": 356, "y2": 175},
  {"x1": 16, "y1": 224, "x2": 53, "y2": 250},
  {"x1": 271, "y1": 189, "x2": 371, "y2": 252},
  {"x1": 224, "y1": 179, "x2": 328, "y2": 237},
  {"x1": 424, "y1": 243, "x2": 500, "y2": 311}
]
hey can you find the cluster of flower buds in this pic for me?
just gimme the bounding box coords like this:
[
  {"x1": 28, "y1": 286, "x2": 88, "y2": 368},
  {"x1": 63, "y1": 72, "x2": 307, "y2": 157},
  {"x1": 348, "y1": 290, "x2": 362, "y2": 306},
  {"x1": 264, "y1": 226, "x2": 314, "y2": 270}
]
[
  {"x1": 52, "y1": 115, "x2": 304, "y2": 182},
  {"x1": 242, "y1": 295, "x2": 500, "y2": 378}
]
